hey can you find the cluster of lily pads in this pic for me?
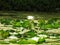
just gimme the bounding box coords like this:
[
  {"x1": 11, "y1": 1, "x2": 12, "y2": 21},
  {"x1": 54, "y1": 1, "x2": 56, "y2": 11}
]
[
  {"x1": 0, "y1": 17, "x2": 60, "y2": 44},
  {"x1": 0, "y1": 18, "x2": 60, "y2": 29},
  {"x1": 0, "y1": 30, "x2": 46, "y2": 44}
]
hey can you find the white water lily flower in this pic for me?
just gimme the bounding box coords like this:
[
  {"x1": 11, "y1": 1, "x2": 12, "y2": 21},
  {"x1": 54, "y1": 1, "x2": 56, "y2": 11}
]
[
  {"x1": 13, "y1": 32, "x2": 18, "y2": 35},
  {"x1": 31, "y1": 37, "x2": 39, "y2": 42},
  {"x1": 4, "y1": 39, "x2": 10, "y2": 41},
  {"x1": 19, "y1": 30, "x2": 30, "y2": 34},
  {"x1": 9, "y1": 32, "x2": 13, "y2": 35},
  {"x1": 8, "y1": 36, "x2": 18, "y2": 39},
  {"x1": 20, "y1": 27, "x2": 24, "y2": 30},
  {"x1": 9, "y1": 32, "x2": 18, "y2": 35},
  {"x1": 4, "y1": 39, "x2": 10, "y2": 43},
  {"x1": 50, "y1": 36, "x2": 56, "y2": 38},
  {"x1": 0, "y1": 23, "x2": 4, "y2": 26},
  {"x1": 27, "y1": 16, "x2": 34, "y2": 20},
  {"x1": 19, "y1": 32, "x2": 24, "y2": 34},
  {"x1": 2, "y1": 27, "x2": 13, "y2": 30},
  {"x1": 38, "y1": 34, "x2": 47, "y2": 38}
]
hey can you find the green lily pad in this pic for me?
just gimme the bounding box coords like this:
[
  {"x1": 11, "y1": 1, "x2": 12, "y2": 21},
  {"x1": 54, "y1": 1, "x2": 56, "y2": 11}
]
[{"x1": 38, "y1": 38, "x2": 45, "y2": 43}]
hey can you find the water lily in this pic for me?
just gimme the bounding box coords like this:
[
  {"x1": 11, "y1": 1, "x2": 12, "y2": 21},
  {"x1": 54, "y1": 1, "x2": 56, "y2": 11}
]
[
  {"x1": 8, "y1": 36, "x2": 18, "y2": 39},
  {"x1": 31, "y1": 37, "x2": 39, "y2": 42},
  {"x1": 20, "y1": 27, "x2": 24, "y2": 30},
  {"x1": 13, "y1": 32, "x2": 18, "y2": 35},
  {"x1": 50, "y1": 36, "x2": 56, "y2": 38},
  {"x1": 38, "y1": 34, "x2": 47, "y2": 38},
  {"x1": 27, "y1": 16, "x2": 34, "y2": 20},
  {"x1": 4, "y1": 39, "x2": 10, "y2": 42}
]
